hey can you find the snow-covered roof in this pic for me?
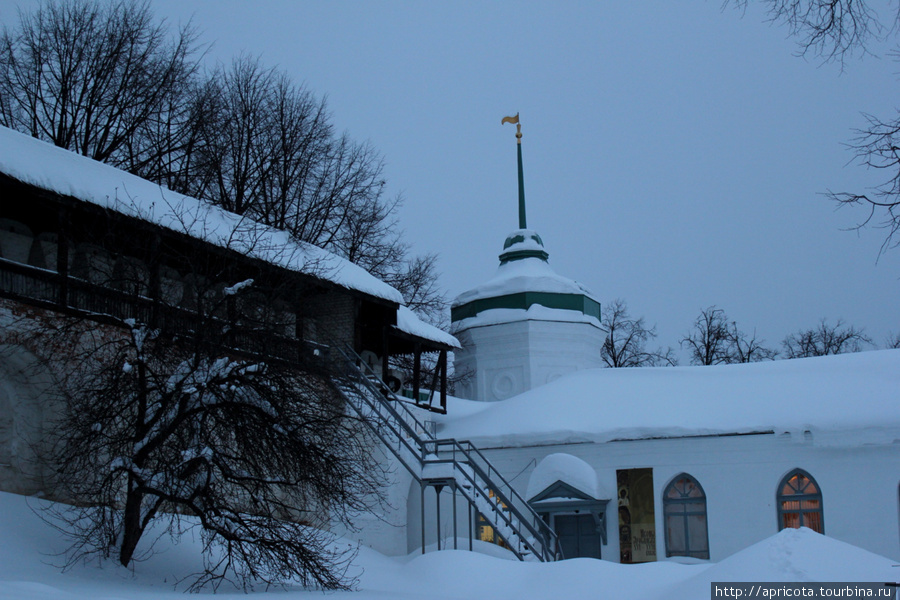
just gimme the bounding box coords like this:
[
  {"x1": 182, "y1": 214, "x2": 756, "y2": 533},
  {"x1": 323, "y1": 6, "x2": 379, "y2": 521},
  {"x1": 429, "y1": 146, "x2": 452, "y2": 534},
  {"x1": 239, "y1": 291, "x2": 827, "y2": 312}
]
[
  {"x1": 0, "y1": 126, "x2": 403, "y2": 304},
  {"x1": 451, "y1": 304, "x2": 603, "y2": 333},
  {"x1": 437, "y1": 350, "x2": 900, "y2": 448},
  {"x1": 395, "y1": 306, "x2": 460, "y2": 349},
  {"x1": 451, "y1": 253, "x2": 599, "y2": 308},
  {"x1": 525, "y1": 453, "x2": 608, "y2": 501},
  {"x1": 450, "y1": 229, "x2": 601, "y2": 327},
  {"x1": 498, "y1": 229, "x2": 548, "y2": 261}
]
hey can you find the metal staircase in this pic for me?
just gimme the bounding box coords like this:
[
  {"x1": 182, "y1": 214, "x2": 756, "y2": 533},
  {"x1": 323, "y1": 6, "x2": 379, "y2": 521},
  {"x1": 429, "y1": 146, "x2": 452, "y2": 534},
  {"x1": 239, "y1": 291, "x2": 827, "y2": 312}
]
[{"x1": 334, "y1": 345, "x2": 561, "y2": 562}]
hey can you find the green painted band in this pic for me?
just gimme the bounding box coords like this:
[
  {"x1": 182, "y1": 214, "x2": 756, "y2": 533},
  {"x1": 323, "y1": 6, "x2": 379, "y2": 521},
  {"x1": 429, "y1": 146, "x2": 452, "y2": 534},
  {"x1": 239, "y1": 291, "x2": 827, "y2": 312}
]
[
  {"x1": 451, "y1": 291, "x2": 600, "y2": 322},
  {"x1": 499, "y1": 248, "x2": 550, "y2": 263}
]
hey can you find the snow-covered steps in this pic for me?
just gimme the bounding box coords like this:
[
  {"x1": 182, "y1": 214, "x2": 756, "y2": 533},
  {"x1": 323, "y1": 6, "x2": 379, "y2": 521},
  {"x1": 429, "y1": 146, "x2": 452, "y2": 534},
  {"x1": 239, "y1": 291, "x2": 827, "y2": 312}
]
[{"x1": 334, "y1": 346, "x2": 560, "y2": 562}]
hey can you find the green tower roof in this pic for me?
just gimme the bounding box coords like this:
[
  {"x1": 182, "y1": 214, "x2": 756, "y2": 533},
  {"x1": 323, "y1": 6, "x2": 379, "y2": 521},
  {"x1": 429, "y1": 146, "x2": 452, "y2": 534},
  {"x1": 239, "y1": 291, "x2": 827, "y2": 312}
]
[
  {"x1": 451, "y1": 229, "x2": 600, "y2": 324},
  {"x1": 450, "y1": 116, "x2": 601, "y2": 326}
]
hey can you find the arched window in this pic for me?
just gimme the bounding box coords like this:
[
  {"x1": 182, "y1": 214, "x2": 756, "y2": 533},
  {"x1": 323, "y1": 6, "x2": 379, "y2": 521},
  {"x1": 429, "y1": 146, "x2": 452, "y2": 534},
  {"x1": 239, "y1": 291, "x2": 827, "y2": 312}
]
[
  {"x1": 663, "y1": 473, "x2": 709, "y2": 559},
  {"x1": 777, "y1": 469, "x2": 823, "y2": 534}
]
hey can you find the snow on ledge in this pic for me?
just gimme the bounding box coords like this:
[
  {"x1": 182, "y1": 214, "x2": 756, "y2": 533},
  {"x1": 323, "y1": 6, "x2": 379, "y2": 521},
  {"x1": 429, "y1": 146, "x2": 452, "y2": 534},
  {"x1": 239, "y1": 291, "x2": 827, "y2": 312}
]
[
  {"x1": 439, "y1": 350, "x2": 900, "y2": 448},
  {"x1": 396, "y1": 306, "x2": 460, "y2": 348},
  {"x1": 0, "y1": 126, "x2": 403, "y2": 304},
  {"x1": 450, "y1": 304, "x2": 602, "y2": 332},
  {"x1": 526, "y1": 453, "x2": 608, "y2": 501},
  {"x1": 451, "y1": 255, "x2": 599, "y2": 308}
]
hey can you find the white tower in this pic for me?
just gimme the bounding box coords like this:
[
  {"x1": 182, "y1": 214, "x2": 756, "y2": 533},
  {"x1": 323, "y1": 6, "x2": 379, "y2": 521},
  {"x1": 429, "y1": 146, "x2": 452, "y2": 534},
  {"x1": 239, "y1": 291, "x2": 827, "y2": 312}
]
[{"x1": 450, "y1": 116, "x2": 604, "y2": 401}]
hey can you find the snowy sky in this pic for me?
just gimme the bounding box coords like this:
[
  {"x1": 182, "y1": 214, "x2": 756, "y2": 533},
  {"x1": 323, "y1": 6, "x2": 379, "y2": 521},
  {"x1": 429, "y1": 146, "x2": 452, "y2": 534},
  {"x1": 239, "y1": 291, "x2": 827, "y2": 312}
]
[{"x1": 6, "y1": 1, "x2": 899, "y2": 359}]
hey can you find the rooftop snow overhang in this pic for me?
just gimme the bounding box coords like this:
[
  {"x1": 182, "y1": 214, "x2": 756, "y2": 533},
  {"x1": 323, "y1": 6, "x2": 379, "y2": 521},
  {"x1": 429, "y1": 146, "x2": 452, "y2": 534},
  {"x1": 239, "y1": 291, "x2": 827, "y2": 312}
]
[
  {"x1": 0, "y1": 126, "x2": 404, "y2": 306},
  {"x1": 451, "y1": 231, "x2": 600, "y2": 324},
  {"x1": 391, "y1": 305, "x2": 460, "y2": 352},
  {"x1": 436, "y1": 350, "x2": 900, "y2": 449},
  {"x1": 451, "y1": 290, "x2": 601, "y2": 322}
]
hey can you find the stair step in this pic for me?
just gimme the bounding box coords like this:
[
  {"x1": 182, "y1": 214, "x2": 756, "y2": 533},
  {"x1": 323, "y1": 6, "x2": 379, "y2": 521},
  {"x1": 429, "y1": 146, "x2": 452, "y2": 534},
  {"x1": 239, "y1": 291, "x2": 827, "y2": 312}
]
[{"x1": 335, "y1": 345, "x2": 557, "y2": 562}]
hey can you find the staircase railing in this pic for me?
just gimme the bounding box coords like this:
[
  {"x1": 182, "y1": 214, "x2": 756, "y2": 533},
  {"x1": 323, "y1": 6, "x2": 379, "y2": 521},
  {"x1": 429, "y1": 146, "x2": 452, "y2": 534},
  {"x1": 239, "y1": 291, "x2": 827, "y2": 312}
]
[{"x1": 334, "y1": 345, "x2": 561, "y2": 562}]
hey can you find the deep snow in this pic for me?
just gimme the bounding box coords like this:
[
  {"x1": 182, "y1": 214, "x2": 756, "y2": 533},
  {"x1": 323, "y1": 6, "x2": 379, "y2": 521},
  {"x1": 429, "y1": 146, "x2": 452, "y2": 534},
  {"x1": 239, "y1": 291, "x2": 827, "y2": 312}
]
[
  {"x1": 0, "y1": 492, "x2": 896, "y2": 600},
  {"x1": 435, "y1": 349, "x2": 900, "y2": 448}
]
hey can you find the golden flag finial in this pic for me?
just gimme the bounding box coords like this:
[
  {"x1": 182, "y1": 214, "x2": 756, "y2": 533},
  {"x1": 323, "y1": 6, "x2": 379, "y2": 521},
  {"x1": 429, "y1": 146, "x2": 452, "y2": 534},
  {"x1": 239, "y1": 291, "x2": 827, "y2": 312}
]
[
  {"x1": 501, "y1": 113, "x2": 522, "y2": 142},
  {"x1": 502, "y1": 114, "x2": 527, "y2": 227}
]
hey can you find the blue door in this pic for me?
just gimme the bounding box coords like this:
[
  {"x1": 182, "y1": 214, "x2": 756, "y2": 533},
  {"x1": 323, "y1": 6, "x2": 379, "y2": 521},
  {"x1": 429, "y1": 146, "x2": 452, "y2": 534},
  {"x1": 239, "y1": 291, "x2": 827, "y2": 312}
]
[{"x1": 555, "y1": 514, "x2": 601, "y2": 559}]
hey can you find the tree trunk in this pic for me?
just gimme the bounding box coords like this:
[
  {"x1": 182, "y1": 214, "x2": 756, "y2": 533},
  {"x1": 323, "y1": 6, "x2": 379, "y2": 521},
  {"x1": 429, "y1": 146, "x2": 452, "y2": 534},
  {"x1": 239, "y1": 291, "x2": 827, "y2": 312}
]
[{"x1": 119, "y1": 479, "x2": 144, "y2": 567}]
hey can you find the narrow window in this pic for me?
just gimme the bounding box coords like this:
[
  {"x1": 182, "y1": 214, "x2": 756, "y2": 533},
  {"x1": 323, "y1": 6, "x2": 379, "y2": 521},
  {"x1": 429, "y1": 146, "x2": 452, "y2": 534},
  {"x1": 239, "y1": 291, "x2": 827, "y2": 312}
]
[
  {"x1": 663, "y1": 473, "x2": 709, "y2": 559},
  {"x1": 777, "y1": 469, "x2": 823, "y2": 534},
  {"x1": 476, "y1": 489, "x2": 509, "y2": 549}
]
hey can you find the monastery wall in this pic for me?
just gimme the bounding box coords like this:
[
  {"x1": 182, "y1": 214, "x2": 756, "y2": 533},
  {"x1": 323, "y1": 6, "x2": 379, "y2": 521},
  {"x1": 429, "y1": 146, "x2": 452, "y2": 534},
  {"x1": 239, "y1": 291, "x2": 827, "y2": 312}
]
[{"x1": 408, "y1": 432, "x2": 900, "y2": 562}]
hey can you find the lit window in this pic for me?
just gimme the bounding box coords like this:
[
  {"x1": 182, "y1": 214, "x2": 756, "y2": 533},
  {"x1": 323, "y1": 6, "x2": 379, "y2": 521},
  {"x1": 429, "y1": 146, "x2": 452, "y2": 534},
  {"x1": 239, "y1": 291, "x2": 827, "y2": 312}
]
[
  {"x1": 477, "y1": 489, "x2": 509, "y2": 548},
  {"x1": 663, "y1": 473, "x2": 709, "y2": 559},
  {"x1": 777, "y1": 469, "x2": 823, "y2": 534}
]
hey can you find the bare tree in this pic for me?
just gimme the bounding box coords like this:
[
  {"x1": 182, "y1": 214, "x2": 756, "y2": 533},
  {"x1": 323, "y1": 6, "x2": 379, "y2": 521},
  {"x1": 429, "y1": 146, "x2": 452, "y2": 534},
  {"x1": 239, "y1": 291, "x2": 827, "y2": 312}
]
[
  {"x1": 725, "y1": 1, "x2": 900, "y2": 255},
  {"x1": 886, "y1": 331, "x2": 900, "y2": 348},
  {"x1": 4, "y1": 218, "x2": 389, "y2": 590},
  {"x1": 185, "y1": 56, "x2": 327, "y2": 218},
  {"x1": 178, "y1": 55, "x2": 383, "y2": 253},
  {"x1": 182, "y1": 56, "x2": 444, "y2": 320},
  {"x1": 726, "y1": 321, "x2": 779, "y2": 363},
  {"x1": 1, "y1": 3, "x2": 446, "y2": 323},
  {"x1": 0, "y1": 0, "x2": 201, "y2": 166},
  {"x1": 601, "y1": 299, "x2": 677, "y2": 367},
  {"x1": 682, "y1": 306, "x2": 776, "y2": 365},
  {"x1": 726, "y1": 0, "x2": 894, "y2": 62},
  {"x1": 682, "y1": 306, "x2": 732, "y2": 365},
  {"x1": 782, "y1": 318, "x2": 873, "y2": 357}
]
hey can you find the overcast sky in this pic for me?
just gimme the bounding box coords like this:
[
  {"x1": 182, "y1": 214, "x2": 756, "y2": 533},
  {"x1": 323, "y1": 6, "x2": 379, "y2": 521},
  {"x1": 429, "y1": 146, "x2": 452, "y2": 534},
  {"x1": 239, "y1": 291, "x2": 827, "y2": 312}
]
[{"x1": 8, "y1": 1, "x2": 900, "y2": 359}]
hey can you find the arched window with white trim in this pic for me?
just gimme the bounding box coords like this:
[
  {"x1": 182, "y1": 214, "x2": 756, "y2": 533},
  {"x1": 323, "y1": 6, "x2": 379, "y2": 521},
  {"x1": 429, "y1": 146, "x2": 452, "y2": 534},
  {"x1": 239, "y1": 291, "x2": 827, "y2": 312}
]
[
  {"x1": 777, "y1": 469, "x2": 823, "y2": 534},
  {"x1": 663, "y1": 473, "x2": 709, "y2": 559}
]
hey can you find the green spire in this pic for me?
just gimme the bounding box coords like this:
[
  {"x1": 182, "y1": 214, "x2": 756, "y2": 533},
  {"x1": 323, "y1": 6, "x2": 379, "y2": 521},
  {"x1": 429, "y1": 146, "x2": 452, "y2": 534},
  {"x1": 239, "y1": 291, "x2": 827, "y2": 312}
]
[
  {"x1": 516, "y1": 135, "x2": 526, "y2": 229},
  {"x1": 502, "y1": 114, "x2": 526, "y2": 229}
]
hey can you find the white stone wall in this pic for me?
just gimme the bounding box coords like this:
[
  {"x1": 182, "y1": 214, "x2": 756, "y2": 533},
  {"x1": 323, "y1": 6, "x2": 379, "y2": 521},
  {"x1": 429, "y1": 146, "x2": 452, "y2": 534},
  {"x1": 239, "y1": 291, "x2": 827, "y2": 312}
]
[
  {"x1": 331, "y1": 442, "x2": 416, "y2": 557},
  {"x1": 0, "y1": 342, "x2": 57, "y2": 496},
  {"x1": 406, "y1": 433, "x2": 900, "y2": 562},
  {"x1": 454, "y1": 317, "x2": 604, "y2": 402}
]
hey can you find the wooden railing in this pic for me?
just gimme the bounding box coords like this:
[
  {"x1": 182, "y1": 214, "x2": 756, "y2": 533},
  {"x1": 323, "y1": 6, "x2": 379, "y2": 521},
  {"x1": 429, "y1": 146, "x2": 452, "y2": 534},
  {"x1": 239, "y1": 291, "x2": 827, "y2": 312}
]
[{"x1": 0, "y1": 257, "x2": 326, "y2": 367}]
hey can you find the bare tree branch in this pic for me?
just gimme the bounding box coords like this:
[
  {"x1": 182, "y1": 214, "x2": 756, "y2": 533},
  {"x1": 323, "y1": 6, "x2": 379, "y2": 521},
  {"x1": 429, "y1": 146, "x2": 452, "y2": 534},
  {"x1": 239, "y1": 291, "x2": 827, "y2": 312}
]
[
  {"x1": 601, "y1": 299, "x2": 677, "y2": 367},
  {"x1": 723, "y1": 1, "x2": 900, "y2": 256},
  {"x1": 885, "y1": 331, "x2": 900, "y2": 348},
  {"x1": 781, "y1": 317, "x2": 873, "y2": 357},
  {"x1": 827, "y1": 110, "x2": 900, "y2": 254},
  {"x1": 725, "y1": 0, "x2": 894, "y2": 62},
  {"x1": 682, "y1": 306, "x2": 776, "y2": 365},
  {"x1": 0, "y1": 0, "x2": 202, "y2": 164}
]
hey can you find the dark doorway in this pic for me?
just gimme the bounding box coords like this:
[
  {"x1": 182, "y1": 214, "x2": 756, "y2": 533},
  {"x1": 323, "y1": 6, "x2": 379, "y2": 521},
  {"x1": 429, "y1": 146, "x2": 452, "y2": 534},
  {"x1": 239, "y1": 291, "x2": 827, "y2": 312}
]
[{"x1": 555, "y1": 514, "x2": 602, "y2": 559}]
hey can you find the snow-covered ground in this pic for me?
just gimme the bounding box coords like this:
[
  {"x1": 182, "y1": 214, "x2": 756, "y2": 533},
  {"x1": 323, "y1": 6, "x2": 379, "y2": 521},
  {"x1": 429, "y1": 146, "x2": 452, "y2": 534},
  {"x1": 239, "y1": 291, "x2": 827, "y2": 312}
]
[{"x1": 0, "y1": 492, "x2": 896, "y2": 600}]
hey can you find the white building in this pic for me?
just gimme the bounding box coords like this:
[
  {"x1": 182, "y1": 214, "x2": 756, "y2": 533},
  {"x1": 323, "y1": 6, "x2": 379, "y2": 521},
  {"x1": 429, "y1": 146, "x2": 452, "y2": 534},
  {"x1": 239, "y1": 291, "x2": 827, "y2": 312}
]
[
  {"x1": 450, "y1": 229, "x2": 605, "y2": 402},
  {"x1": 0, "y1": 125, "x2": 457, "y2": 503},
  {"x1": 2, "y1": 123, "x2": 898, "y2": 570},
  {"x1": 402, "y1": 122, "x2": 900, "y2": 565},
  {"x1": 423, "y1": 350, "x2": 900, "y2": 563}
]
